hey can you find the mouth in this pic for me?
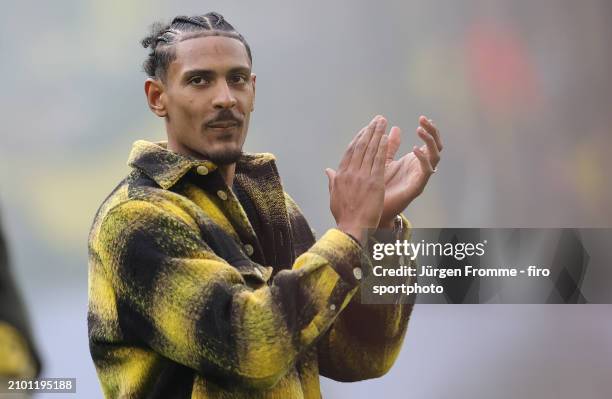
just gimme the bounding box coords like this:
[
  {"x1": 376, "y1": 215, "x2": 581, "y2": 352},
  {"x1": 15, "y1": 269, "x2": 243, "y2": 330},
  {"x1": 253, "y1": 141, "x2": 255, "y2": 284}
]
[{"x1": 207, "y1": 121, "x2": 240, "y2": 129}]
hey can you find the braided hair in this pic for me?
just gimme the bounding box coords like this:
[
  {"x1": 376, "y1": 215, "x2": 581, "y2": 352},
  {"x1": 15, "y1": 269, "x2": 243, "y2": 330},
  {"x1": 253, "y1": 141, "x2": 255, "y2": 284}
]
[{"x1": 141, "y1": 12, "x2": 252, "y2": 81}]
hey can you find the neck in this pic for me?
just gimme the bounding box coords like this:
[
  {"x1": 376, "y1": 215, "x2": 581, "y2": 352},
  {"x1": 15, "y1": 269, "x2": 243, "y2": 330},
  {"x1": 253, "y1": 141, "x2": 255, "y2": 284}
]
[{"x1": 218, "y1": 164, "x2": 236, "y2": 187}]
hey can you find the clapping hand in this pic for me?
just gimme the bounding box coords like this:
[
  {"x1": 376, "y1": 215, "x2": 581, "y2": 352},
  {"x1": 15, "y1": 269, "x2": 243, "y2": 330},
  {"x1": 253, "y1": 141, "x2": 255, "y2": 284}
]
[{"x1": 377, "y1": 115, "x2": 442, "y2": 228}]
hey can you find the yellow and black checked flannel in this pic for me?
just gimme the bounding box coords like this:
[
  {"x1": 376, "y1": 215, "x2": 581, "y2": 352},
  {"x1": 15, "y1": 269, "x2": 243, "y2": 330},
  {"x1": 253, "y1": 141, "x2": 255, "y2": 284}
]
[
  {"x1": 88, "y1": 140, "x2": 414, "y2": 398},
  {"x1": 0, "y1": 219, "x2": 40, "y2": 381}
]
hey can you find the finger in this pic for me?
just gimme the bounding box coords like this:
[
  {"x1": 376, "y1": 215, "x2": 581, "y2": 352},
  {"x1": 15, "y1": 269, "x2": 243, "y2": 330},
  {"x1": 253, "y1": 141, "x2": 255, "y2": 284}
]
[
  {"x1": 362, "y1": 117, "x2": 386, "y2": 171},
  {"x1": 384, "y1": 153, "x2": 405, "y2": 184},
  {"x1": 372, "y1": 134, "x2": 388, "y2": 178},
  {"x1": 338, "y1": 127, "x2": 365, "y2": 171},
  {"x1": 385, "y1": 126, "x2": 401, "y2": 166},
  {"x1": 325, "y1": 168, "x2": 336, "y2": 193},
  {"x1": 419, "y1": 115, "x2": 443, "y2": 151},
  {"x1": 413, "y1": 145, "x2": 435, "y2": 174},
  {"x1": 417, "y1": 126, "x2": 440, "y2": 167},
  {"x1": 350, "y1": 115, "x2": 380, "y2": 170}
]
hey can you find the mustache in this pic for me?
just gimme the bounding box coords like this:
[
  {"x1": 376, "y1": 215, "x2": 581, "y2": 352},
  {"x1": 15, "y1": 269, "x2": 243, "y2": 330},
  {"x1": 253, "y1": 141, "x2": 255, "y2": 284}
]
[{"x1": 205, "y1": 109, "x2": 243, "y2": 127}]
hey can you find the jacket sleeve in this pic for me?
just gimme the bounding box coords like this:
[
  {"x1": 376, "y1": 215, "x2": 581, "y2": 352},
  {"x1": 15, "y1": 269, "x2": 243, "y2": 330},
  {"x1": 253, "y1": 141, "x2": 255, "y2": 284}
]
[
  {"x1": 317, "y1": 215, "x2": 415, "y2": 381},
  {"x1": 0, "y1": 221, "x2": 40, "y2": 379},
  {"x1": 88, "y1": 199, "x2": 364, "y2": 390}
]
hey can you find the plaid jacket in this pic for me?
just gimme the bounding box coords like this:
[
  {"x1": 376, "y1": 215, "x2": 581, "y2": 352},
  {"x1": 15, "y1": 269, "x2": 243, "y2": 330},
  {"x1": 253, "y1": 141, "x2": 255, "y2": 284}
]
[
  {"x1": 88, "y1": 140, "x2": 413, "y2": 398},
  {"x1": 0, "y1": 218, "x2": 40, "y2": 380}
]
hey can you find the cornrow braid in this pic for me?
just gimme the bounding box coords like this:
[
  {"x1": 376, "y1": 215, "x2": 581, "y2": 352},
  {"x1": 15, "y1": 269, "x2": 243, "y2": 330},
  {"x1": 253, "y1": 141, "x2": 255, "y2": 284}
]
[{"x1": 141, "y1": 12, "x2": 252, "y2": 81}]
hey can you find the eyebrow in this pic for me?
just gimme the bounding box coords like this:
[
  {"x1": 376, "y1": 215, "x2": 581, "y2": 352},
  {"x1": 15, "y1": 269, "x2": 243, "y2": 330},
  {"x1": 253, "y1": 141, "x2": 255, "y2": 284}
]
[{"x1": 182, "y1": 66, "x2": 251, "y2": 80}]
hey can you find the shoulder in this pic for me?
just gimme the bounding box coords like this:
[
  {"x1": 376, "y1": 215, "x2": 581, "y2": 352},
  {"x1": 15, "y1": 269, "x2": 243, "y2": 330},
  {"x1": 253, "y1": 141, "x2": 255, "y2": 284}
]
[
  {"x1": 89, "y1": 170, "x2": 198, "y2": 242},
  {"x1": 283, "y1": 192, "x2": 303, "y2": 215},
  {"x1": 282, "y1": 192, "x2": 316, "y2": 250},
  {"x1": 238, "y1": 152, "x2": 276, "y2": 166}
]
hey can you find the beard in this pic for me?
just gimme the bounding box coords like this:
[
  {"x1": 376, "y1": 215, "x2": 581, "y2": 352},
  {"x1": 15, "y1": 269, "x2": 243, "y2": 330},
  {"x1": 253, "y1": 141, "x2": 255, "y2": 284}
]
[{"x1": 206, "y1": 147, "x2": 243, "y2": 166}]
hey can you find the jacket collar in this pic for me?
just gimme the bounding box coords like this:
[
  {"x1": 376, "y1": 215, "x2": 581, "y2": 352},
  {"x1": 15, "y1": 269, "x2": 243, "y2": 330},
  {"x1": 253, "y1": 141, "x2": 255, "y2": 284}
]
[{"x1": 127, "y1": 140, "x2": 276, "y2": 189}]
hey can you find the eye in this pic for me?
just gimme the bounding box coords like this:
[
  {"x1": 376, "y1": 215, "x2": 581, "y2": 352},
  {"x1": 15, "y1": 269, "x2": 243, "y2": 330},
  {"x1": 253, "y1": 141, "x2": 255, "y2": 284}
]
[
  {"x1": 189, "y1": 76, "x2": 209, "y2": 86},
  {"x1": 229, "y1": 74, "x2": 247, "y2": 85}
]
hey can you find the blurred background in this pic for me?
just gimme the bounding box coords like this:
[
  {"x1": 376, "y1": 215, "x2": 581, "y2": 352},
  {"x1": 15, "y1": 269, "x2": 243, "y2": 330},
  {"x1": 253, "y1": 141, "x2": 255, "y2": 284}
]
[{"x1": 1, "y1": 0, "x2": 611, "y2": 397}]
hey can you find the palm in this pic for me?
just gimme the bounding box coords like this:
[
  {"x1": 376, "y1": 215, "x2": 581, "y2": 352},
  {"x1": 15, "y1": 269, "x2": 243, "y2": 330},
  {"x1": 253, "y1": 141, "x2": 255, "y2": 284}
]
[
  {"x1": 378, "y1": 117, "x2": 441, "y2": 227},
  {"x1": 381, "y1": 152, "x2": 429, "y2": 224}
]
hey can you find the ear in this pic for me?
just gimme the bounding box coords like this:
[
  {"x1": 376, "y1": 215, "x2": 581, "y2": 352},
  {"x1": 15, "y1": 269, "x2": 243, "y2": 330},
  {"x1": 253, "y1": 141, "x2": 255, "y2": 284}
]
[
  {"x1": 144, "y1": 78, "x2": 167, "y2": 117},
  {"x1": 250, "y1": 73, "x2": 256, "y2": 112}
]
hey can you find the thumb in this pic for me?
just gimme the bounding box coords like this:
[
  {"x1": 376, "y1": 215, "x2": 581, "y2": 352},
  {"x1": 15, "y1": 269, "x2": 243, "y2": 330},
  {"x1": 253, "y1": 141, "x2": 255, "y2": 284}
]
[
  {"x1": 325, "y1": 168, "x2": 336, "y2": 193},
  {"x1": 386, "y1": 126, "x2": 401, "y2": 166}
]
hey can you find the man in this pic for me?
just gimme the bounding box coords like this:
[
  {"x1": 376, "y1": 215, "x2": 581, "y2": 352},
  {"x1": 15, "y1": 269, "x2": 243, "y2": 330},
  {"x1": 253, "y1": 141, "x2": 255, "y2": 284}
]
[
  {"x1": 88, "y1": 12, "x2": 442, "y2": 398},
  {"x1": 0, "y1": 214, "x2": 41, "y2": 394}
]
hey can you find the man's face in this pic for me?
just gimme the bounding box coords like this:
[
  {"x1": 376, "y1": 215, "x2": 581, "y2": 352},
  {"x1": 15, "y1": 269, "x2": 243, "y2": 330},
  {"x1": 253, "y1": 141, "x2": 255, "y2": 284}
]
[{"x1": 158, "y1": 35, "x2": 255, "y2": 164}]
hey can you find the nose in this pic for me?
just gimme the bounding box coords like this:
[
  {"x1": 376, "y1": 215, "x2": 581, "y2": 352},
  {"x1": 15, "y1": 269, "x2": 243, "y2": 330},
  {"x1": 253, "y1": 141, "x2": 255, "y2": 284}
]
[{"x1": 212, "y1": 80, "x2": 237, "y2": 109}]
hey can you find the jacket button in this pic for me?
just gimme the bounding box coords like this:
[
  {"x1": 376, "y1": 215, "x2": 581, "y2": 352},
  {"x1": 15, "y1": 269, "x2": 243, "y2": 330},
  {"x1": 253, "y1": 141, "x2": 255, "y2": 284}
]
[
  {"x1": 330, "y1": 304, "x2": 336, "y2": 311},
  {"x1": 244, "y1": 244, "x2": 254, "y2": 256},
  {"x1": 353, "y1": 267, "x2": 362, "y2": 280},
  {"x1": 217, "y1": 190, "x2": 228, "y2": 201},
  {"x1": 196, "y1": 165, "x2": 209, "y2": 175}
]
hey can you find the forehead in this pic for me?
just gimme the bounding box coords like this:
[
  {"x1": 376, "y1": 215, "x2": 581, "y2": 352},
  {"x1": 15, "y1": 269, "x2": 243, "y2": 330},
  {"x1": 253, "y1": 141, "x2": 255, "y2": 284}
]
[{"x1": 170, "y1": 35, "x2": 251, "y2": 74}]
